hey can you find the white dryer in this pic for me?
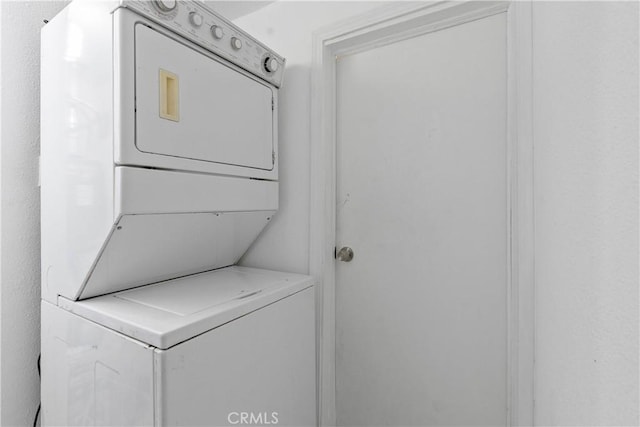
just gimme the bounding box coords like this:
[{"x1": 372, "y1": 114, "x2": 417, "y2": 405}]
[{"x1": 40, "y1": 1, "x2": 315, "y2": 425}]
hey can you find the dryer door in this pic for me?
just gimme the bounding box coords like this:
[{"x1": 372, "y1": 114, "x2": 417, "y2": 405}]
[{"x1": 134, "y1": 24, "x2": 274, "y2": 171}]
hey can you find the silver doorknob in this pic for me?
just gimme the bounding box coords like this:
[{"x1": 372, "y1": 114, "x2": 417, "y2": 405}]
[{"x1": 336, "y1": 246, "x2": 354, "y2": 262}]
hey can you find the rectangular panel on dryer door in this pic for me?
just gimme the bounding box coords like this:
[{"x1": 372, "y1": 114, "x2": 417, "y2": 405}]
[{"x1": 134, "y1": 24, "x2": 274, "y2": 171}]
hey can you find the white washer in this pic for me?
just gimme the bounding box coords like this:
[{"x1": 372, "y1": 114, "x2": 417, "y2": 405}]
[
  {"x1": 40, "y1": 1, "x2": 314, "y2": 426},
  {"x1": 42, "y1": 267, "x2": 315, "y2": 426}
]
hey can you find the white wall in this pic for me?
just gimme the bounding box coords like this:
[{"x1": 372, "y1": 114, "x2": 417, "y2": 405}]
[
  {"x1": 204, "y1": 1, "x2": 274, "y2": 20},
  {"x1": 236, "y1": 1, "x2": 388, "y2": 274},
  {"x1": 0, "y1": 1, "x2": 68, "y2": 425},
  {"x1": 533, "y1": 2, "x2": 639, "y2": 425}
]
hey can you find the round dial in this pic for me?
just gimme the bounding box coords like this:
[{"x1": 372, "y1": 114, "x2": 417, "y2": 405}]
[
  {"x1": 264, "y1": 57, "x2": 279, "y2": 73},
  {"x1": 154, "y1": 0, "x2": 176, "y2": 12},
  {"x1": 189, "y1": 12, "x2": 203, "y2": 27},
  {"x1": 230, "y1": 37, "x2": 243, "y2": 50},
  {"x1": 211, "y1": 25, "x2": 224, "y2": 40}
]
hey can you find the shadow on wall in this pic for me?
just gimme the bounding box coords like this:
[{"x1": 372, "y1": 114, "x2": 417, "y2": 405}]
[{"x1": 239, "y1": 64, "x2": 312, "y2": 275}]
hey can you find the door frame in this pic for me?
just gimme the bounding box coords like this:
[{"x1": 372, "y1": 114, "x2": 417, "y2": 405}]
[{"x1": 309, "y1": 1, "x2": 534, "y2": 426}]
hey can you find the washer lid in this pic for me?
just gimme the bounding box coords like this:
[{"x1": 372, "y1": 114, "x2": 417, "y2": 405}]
[{"x1": 58, "y1": 266, "x2": 314, "y2": 349}]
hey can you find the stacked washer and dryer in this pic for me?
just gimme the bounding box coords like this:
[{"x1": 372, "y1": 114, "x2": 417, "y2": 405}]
[{"x1": 40, "y1": 1, "x2": 315, "y2": 425}]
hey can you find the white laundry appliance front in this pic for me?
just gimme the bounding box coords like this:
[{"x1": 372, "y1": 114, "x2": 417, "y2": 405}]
[
  {"x1": 40, "y1": 1, "x2": 315, "y2": 425},
  {"x1": 42, "y1": 267, "x2": 315, "y2": 426}
]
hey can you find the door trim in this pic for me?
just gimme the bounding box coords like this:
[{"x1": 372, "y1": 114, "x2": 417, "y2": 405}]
[{"x1": 309, "y1": 2, "x2": 534, "y2": 426}]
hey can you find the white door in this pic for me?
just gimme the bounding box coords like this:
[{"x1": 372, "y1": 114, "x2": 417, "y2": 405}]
[{"x1": 335, "y1": 13, "x2": 508, "y2": 426}]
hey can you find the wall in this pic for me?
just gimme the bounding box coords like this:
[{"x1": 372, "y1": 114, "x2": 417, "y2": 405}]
[
  {"x1": 533, "y1": 2, "x2": 639, "y2": 425},
  {"x1": 0, "y1": 1, "x2": 67, "y2": 425},
  {"x1": 235, "y1": 1, "x2": 388, "y2": 274},
  {"x1": 204, "y1": 1, "x2": 273, "y2": 21}
]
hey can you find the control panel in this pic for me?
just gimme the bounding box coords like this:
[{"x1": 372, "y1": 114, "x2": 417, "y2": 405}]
[{"x1": 121, "y1": 0, "x2": 285, "y2": 88}]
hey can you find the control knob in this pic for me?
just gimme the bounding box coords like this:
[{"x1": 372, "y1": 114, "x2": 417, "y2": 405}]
[
  {"x1": 264, "y1": 57, "x2": 279, "y2": 73},
  {"x1": 211, "y1": 25, "x2": 224, "y2": 40},
  {"x1": 231, "y1": 37, "x2": 243, "y2": 50},
  {"x1": 189, "y1": 12, "x2": 203, "y2": 27},
  {"x1": 154, "y1": 0, "x2": 176, "y2": 12}
]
